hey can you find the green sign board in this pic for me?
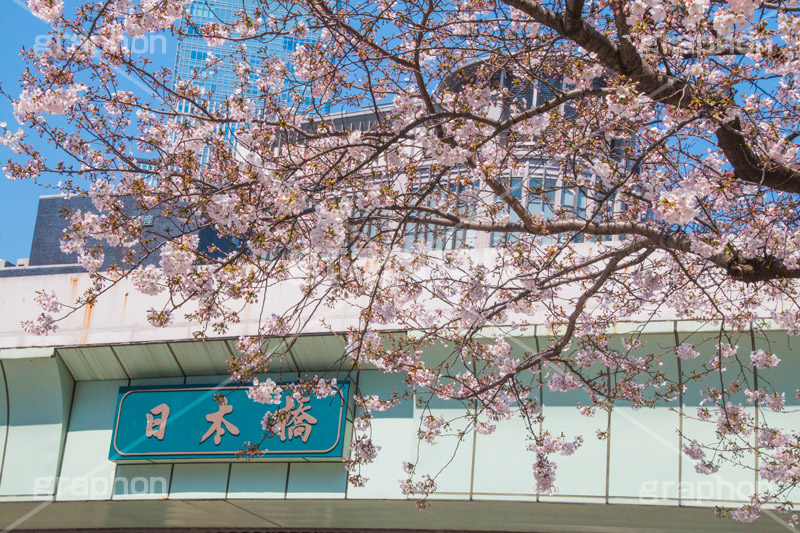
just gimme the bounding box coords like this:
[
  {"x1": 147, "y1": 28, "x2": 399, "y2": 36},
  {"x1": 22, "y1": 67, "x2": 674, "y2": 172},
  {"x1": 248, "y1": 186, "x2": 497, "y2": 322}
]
[{"x1": 109, "y1": 382, "x2": 351, "y2": 461}]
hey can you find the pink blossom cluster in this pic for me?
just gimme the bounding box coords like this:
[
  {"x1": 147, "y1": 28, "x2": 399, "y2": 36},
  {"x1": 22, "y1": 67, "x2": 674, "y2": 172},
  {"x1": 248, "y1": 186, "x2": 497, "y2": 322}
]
[
  {"x1": 145, "y1": 308, "x2": 173, "y2": 328},
  {"x1": 675, "y1": 342, "x2": 700, "y2": 360},
  {"x1": 528, "y1": 435, "x2": 582, "y2": 493},
  {"x1": 653, "y1": 188, "x2": 698, "y2": 226},
  {"x1": 248, "y1": 377, "x2": 283, "y2": 405},
  {"x1": 27, "y1": 0, "x2": 63, "y2": 22},
  {"x1": 14, "y1": 85, "x2": 87, "y2": 119},
  {"x1": 548, "y1": 372, "x2": 581, "y2": 392},
  {"x1": 750, "y1": 349, "x2": 780, "y2": 369}
]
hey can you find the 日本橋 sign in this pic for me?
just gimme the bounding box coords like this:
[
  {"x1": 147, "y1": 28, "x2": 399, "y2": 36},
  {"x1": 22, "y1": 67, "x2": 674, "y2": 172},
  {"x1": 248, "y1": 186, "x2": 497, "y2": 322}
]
[{"x1": 109, "y1": 382, "x2": 351, "y2": 460}]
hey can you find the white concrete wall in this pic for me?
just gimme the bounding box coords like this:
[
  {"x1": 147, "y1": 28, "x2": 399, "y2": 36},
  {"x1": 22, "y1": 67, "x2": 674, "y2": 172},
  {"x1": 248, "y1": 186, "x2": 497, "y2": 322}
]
[{"x1": 0, "y1": 253, "x2": 737, "y2": 352}]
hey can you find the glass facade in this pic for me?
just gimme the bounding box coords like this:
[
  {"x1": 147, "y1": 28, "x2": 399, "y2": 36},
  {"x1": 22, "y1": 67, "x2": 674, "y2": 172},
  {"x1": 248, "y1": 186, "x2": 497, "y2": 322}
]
[
  {"x1": 174, "y1": 0, "x2": 317, "y2": 112},
  {"x1": 399, "y1": 73, "x2": 612, "y2": 252},
  {"x1": 175, "y1": 1, "x2": 319, "y2": 257}
]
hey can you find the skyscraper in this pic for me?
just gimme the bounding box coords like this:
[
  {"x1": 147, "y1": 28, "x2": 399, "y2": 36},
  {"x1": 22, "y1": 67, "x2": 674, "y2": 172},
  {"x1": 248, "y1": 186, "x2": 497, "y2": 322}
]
[
  {"x1": 174, "y1": 0, "x2": 321, "y2": 256},
  {"x1": 174, "y1": 0, "x2": 317, "y2": 112}
]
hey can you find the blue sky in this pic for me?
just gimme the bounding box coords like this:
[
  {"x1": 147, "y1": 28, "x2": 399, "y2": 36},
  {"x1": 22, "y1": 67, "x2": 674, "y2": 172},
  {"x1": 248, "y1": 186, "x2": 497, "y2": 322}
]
[
  {"x1": 0, "y1": 1, "x2": 176, "y2": 264},
  {"x1": 0, "y1": 1, "x2": 55, "y2": 263}
]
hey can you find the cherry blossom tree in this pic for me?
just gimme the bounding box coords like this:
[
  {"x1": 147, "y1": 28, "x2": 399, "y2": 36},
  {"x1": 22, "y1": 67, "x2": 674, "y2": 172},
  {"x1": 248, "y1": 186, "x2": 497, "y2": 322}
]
[{"x1": 5, "y1": 0, "x2": 800, "y2": 522}]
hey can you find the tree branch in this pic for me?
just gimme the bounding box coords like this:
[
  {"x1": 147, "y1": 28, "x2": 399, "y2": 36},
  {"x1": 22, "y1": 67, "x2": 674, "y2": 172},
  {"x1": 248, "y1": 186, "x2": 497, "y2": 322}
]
[{"x1": 501, "y1": 0, "x2": 800, "y2": 195}]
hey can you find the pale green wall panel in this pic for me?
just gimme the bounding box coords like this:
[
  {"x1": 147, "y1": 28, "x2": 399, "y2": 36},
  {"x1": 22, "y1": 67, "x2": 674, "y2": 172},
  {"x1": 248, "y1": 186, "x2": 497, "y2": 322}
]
[
  {"x1": 56, "y1": 380, "x2": 127, "y2": 501},
  {"x1": 345, "y1": 415, "x2": 415, "y2": 500},
  {"x1": 0, "y1": 358, "x2": 73, "y2": 497},
  {"x1": 608, "y1": 407, "x2": 680, "y2": 500},
  {"x1": 678, "y1": 329, "x2": 752, "y2": 406},
  {"x1": 472, "y1": 416, "x2": 536, "y2": 497},
  {"x1": 0, "y1": 424, "x2": 62, "y2": 497},
  {"x1": 412, "y1": 368, "x2": 473, "y2": 497},
  {"x1": 286, "y1": 462, "x2": 346, "y2": 499},
  {"x1": 680, "y1": 411, "x2": 756, "y2": 505},
  {"x1": 755, "y1": 409, "x2": 800, "y2": 501},
  {"x1": 540, "y1": 406, "x2": 607, "y2": 498},
  {"x1": 411, "y1": 406, "x2": 472, "y2": 498},
  {"x1": 169, "y1": 463, "x2": 229, "y2": 499},
  {"x1": 227, "y1": 463, "x2": 288, "y2": 499},
  {"x1": 54, "y1": 358, "x2": 74, "y2": 488},
  {"x1": 752, "y1": 330, "x2": 800, "y2": 408},
  {"x1": 355, "y1": 371, "x2": 413, "y2": 419},
  {"x1": 347, "y1": 371, "x2": 414, "y2": 500},
  {"x1": 112, "y1": 464, "x2": 171, "y2": 500},
  {"x1": 540, "y1": 373, "x2": 594, "y2": 408},
  {"x1": 352, "y1": 372, "x2": 472, "y2": 498}
]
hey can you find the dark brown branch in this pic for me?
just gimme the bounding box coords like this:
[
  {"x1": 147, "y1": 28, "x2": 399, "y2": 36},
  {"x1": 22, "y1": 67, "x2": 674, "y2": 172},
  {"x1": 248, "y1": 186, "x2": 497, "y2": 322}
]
[
  {"x1": 382, "y1": 213, "x2": 800, "y2": 283},
  {"x1": 501, "y1": 0, "x2": 800, "y2": 195},
  {"x1": 716, "y1": 118, "x2": 800, "y2": 194}
]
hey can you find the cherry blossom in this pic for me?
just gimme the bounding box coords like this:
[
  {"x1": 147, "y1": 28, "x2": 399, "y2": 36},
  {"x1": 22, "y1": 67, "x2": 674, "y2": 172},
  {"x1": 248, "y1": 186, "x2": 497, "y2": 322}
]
[
  {"x1": 675, "y1": 343, "x2": 700, "y2": 360},
  {"x1": 145, "y1": 308, "x2": 174, "y2": 328},
  {"x1": 27, "y1": 0, "x2": 63, "y2": 22},
  {"x1": 248, "y1": 377, "x2": 283, "y2": 405},
  {"x1": 750, "y1": 349, "x2": 780, "y2": 369},
  {"x1": 7, "y1": 0, "x2": 800, "y2": 522},
  {"x1": 653, "y1": 189, "x2": 698, "y2": 226},
  {"x1": 130, "y1": 265, "x2": 164, "y2": 296}
]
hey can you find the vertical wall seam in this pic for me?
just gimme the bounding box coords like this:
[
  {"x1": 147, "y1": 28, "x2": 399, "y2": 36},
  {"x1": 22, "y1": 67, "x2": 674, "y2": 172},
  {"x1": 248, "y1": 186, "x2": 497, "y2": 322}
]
[
  {"x1": 167, "y1": 463, "x2": 175, "y2": 498},
  {"x1": 221, "y1": 340, "x2": 241, "y2": 375},
  {"x1": 469, "y1": 404, "x2": 477, "y2": 501},
  {"x1": 111, "y1": 377, "x2": 130, "y2": 500},
  {"x1": 55, "y1": 349, "x2": 77, "y2": 384},
  {"x1": 109, "y1": 346, "x2": 131, "y2": 381},
  {"x1": 343, "y1": 370, "x2": 360, "y2": 501},
  {"x1": 605, "y1": 373, "x2": 612, "y2": 505},
  {"x1": 0, "y1": 360, "x2": 10, "y2": 488},
  {"x1": 534, "y1": 325, "x2": 542, "y2": 504},
  {"x1": 224, "y1": 462, "x2": 232, "y2": 499},
  {"x1": 674, "y1": 321, "x2": 683, "y2": 506},
  {"x1": 110, "y1": 463, "x2": 119, "y2": 501},
  {"x1": 750, "y1": 323, "x2": 759, "y2": 493},
  {"x1": 165, "y1": 343, "x2": 187, "y2": 379},
  {"x1": 285, "y1": 347, "x2": 302, "y2": 373},
  {"x1": 284, "y1": 463, "x2": 291, "y2": 499}
]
